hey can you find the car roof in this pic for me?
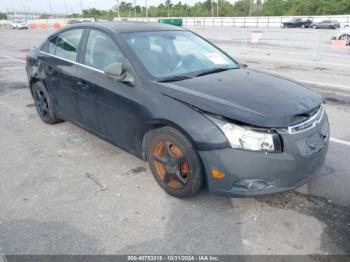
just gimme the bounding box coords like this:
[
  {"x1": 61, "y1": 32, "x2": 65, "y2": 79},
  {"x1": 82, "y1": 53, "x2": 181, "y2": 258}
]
[{"x1": 67, "y1": 21, "x2": 185, "y2": 33}]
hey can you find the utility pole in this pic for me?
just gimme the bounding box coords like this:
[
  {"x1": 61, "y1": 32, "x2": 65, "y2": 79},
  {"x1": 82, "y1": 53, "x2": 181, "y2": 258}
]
[
  {"x1": 145, "y1": 0, "x2": 148, "y2": 20},
  {"x1": 217, "y1": 0, "x2": 219, "y2": 17},
  {"x1": 133, "y1": 0, "x2": 136, "y2": 17},
  {"x1": 116, "y1": 0, "x2": 120, "y2": 19},
  {"x1": 249, "y1": 0, "x2": 252, "y2": 16},
  {"x1": 210, "y1": 0, "x2": 213, "y2": 17},
  {"x1": 167, "y1": 2, "x2": 170, "y2": 17},
  {"x1": 80, "y1": 0, "x2": 83, "y2": 14},
  {"x1": 49, "y1": 0, "x2": 53, "y2": 15}
]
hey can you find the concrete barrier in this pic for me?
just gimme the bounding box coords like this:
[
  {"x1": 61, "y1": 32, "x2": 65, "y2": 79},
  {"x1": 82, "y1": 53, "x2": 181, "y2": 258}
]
[
  {"x1": 53, "y1": 23, "x2": 61, "y2": 29},
  {"x1": 39, "y1": 23, "x2": 47, "y2": 29}
]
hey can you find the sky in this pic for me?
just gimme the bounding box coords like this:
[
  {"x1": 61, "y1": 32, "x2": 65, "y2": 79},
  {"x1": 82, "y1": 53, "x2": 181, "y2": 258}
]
[{"x1": 0, "y1": 0, "x2": 238, "y2": 14}]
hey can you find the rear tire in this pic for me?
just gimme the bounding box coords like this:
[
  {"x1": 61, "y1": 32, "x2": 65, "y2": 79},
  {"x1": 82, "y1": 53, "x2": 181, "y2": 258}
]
[
  {"x1": 32, "y1": 82, "x2": 62, "y2": 124},
  {"x1": 147, "y1": 126, "x2": 203, "y2": 198}
]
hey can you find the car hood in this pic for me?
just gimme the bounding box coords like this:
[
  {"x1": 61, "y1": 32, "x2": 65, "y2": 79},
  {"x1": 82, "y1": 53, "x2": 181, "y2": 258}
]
[{"x1": 156, "y1": 68, "x2": 323, "y2": 128}]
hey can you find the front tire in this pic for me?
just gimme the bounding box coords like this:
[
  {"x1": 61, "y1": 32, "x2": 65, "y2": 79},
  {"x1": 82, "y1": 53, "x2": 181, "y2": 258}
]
[
  {"x1": 147, "y1": 127, "x2": 203, "y2": 198},
  {"x1": 32, "y1": 82, "x2": 62, "y2": 124}
]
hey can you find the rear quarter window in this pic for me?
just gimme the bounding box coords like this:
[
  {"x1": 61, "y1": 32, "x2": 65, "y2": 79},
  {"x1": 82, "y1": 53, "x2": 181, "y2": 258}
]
[
  {"x1": 55, "y1": 29, "x2": 83, "y2": 62},
  {"x1": 42, "y1": 36, "x2": 57, "y2": 54}
]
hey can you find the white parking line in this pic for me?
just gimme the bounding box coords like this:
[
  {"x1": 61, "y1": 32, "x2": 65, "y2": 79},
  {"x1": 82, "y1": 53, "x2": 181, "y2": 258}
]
[
  {"x1": 235, "y1": 53, "x2": 350, "y2": 68},
  {"x1": 0, "y1": 55, "x2": 25, "y2": 63},
  {"x1": 298, "y1": 80, "x2": 350, "y2": 91},
  {"x1": 330, "y1": 137, "x2": 350, "y2": 146},
  {"x1": 0, "y1": 66, "x2": 25, "y2": 71}
]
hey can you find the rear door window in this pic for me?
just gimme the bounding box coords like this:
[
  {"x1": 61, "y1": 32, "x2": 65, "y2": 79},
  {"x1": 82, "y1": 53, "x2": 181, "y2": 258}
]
[{"x1": 55, "y1": 29, "x2": 83, "y2": 62}]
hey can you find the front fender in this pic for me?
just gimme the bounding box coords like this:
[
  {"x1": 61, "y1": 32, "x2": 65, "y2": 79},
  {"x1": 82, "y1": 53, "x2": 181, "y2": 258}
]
[{"x1": 136, "y1": 86, "x2": 230, "y2": 154}]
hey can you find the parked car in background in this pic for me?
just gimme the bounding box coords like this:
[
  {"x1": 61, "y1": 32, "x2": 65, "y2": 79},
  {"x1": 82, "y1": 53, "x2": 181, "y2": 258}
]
[
  {"x1": 282, "y1": 18, "x2": 312, "y2": 28},
  {"x1": 10, "y1": 20, "x2": 28, "y2": 29},
  {"x1": 67, "y1": 18, "x2": 96, "y2": 25},
  {"x1": 332, "y1": 28, "x2": 350, "y2": 45},
  {"x1": 312, "y1": 20, "x2": 340, "y2": 29},
  {"x1": 66, "y1": 19, "x2": 81, "y2": 25}
]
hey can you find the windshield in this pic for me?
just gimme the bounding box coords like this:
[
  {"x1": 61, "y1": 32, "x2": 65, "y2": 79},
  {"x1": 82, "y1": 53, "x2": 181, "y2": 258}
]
[{"x1": 121, "y1": 30, "x2": 239, "y2": 80}]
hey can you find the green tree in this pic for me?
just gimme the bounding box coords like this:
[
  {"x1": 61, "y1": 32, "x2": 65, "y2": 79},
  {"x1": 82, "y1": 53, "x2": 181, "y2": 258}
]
[
  {"x1": 262, "y1": 0, "x2": 286, "y2": 16},
  {"x1": 67, "y1": 0, "x2": 350, "y2": 19},
  {"x1": 217, "y1": 0, "x2": 235, "y2": 16},
  {"x1": 0, "y1": 12, "x2": 7, "y2": 20},
  {"x1": 232, "y1": 0, "x2": 251, "y2": 16}
]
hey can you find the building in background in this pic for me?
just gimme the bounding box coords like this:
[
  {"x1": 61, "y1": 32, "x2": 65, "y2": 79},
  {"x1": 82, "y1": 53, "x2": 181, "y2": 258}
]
[{"x1": 6, "y1": 11, "x2": 65, "y2": 21}]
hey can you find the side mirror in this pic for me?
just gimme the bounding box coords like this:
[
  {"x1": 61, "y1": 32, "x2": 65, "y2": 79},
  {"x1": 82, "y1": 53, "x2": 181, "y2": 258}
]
[
  {"x1": 240, "y1": 63, "x2": 248, "y2": 68},
  {"x1": 104, "y1": 62, "x2": 124, "y2": 80},
  {"x1": 104, "y1": 62, "x2": 134, "y2": 85}
]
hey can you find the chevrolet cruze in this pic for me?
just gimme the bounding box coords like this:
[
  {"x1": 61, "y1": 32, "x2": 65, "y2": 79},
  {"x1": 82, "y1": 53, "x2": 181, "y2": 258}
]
[{"x1": 26, "y1": 22, "x2": 329, "y2": 198}]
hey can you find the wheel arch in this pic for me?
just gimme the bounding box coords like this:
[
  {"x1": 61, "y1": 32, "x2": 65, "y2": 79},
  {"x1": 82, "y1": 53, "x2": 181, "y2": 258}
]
[
  {"x1": 139, "y1": 119, "x2": 200, "y2": 161},
  {"x1": 140, "y1": 119, "x2": 209, "y2": 189},
  {"x1": 29, "y1": 77, "x2": 44, "y2": 97}
]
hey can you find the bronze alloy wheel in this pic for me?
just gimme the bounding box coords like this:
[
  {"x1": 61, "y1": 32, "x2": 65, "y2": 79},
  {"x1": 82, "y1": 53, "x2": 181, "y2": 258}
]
[
  {"x1": 147, "y1": 126, "x2": 203, "y2": 197},
  {"x1": 152, "y1": 141, "x2": 189, "y2": 189}
]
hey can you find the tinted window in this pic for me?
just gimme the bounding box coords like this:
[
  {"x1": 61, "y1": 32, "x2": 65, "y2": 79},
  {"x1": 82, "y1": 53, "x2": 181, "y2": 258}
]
[
  {"x1": 84, "y1": 30, "x2": 125, "y2": 71},
  {"x1": 55, "y1": 29, "x2": 83, "y2": 62}
]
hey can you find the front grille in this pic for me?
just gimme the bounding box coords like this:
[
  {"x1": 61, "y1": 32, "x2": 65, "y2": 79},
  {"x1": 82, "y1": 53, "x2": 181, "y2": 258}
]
[
  {"x1": 288, "y1": 106, "x2": 324, "y2": 134},
  {"x1": 296, "y1": 119, "x2": 329, "y2": 157}
]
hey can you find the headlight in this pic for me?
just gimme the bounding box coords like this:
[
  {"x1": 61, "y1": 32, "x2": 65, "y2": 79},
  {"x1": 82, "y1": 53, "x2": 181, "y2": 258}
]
[{"x1": 206, "y1": 115, "x2": 282, "y2": 152}]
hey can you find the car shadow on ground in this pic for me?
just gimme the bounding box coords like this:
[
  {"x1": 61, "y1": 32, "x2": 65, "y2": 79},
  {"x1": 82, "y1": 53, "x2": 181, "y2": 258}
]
[
  {"x1": 0, "y1": 219, "x2": 105, "y2": 254},
  {"x1": 114, "y1": 191, "x2": 245, "y2": 254}
]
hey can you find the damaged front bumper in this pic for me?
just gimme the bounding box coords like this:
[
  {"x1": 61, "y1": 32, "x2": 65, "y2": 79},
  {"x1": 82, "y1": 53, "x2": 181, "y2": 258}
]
[{"x1": 199, "y1": 113, "x2": 330, "y2": 197}]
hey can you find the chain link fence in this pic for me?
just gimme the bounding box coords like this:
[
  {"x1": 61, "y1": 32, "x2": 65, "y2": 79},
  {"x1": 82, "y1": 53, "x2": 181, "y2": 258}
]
[{"x1": 190, "y1": 27, "x2": 350, "y2": 59}]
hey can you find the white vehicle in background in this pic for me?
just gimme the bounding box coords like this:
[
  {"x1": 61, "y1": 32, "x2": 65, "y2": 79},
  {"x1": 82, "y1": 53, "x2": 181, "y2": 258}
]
[
  {"x1": 332, "y1": 28, "x2": 350, "y2": 45},
  {"x1": 10, "y1": 20, "x2": 28, "y2": 30}
]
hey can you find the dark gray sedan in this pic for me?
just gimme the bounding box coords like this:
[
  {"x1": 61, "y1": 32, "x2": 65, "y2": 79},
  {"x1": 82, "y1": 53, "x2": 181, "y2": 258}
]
[
  {"x1": 26, "y1": 22, "x2": 329, "y2": 198},
  {"x1": 312, "y1": 20, "x2": 340, "y2": 29}
]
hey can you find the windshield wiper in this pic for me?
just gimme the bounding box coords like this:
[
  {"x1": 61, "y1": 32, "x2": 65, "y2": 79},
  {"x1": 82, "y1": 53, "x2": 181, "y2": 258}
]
[
  {"x1": 195, "y1": 67, "x2": 235, "y2": 77},
  {"x1": 158, "y1": 75, "x2": 193, "y2": 83}
]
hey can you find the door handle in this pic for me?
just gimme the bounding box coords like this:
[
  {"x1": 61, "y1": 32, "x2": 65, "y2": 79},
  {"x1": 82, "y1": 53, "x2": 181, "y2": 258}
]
[{"x1": 77, "y1": 81, "x2": 90, "y2": 90}]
